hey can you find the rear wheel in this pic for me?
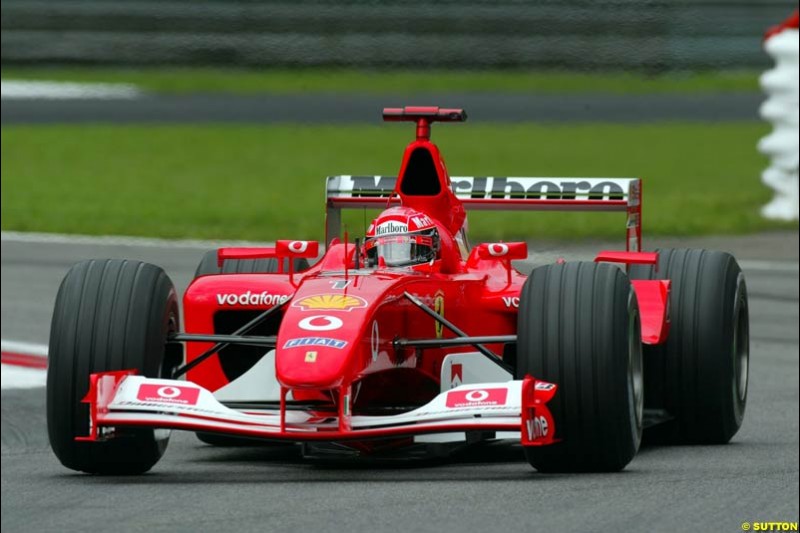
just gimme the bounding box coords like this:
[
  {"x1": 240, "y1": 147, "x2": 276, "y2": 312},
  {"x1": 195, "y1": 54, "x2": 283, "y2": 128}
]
[
  {"x1": 517, "y1": 262, "x2": 643, "y2": 472},
  {"x1": 629, "y1": 248, "x2": 748, "y2": 443},
  {"x1": 193, "y1": 250, "x2": 308, "y2": 447},
  {"x1": 47, "y1": 259, "x2": 182, "y2": 474}
]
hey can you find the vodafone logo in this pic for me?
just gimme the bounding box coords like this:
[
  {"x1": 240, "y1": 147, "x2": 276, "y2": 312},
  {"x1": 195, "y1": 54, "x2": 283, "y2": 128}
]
[
  {"x1": 156, "y1": 386, "x2": 182, "y2": 399},
  {"x1": 298, "y1": 315, "x2": 343, "y2": 331},
  {"x1": 465, "y1": 390, "x2": 490, "y2": 402},
  {"x1": 216, "y1": 291, "x2": 290, "y2": 307},
  {"x1": 526, "y1": 416, "x2": 549, "y2": 440},
  {"x1": 288, "y1": 240, "x2": 309, "y2": 253},
  {"x1": 488, "y1": 243, "x2": 509, "y2": 257},
  {"x1": 445, "y1": 388, "x2": 508, "y2": 408},
  {"x1": 137, "y1": 384, "x2": 200, "y2": 405}
]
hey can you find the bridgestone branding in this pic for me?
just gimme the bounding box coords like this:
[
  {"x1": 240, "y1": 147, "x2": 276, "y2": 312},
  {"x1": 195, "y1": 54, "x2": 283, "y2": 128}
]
[{"x1": 216, "y1": 292, "x2": 291, "y2": 306}]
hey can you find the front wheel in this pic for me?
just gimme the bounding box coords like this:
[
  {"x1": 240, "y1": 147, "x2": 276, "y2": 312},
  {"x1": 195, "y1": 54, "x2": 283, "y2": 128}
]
[
  {"x1": 517, "y1": 262, "x2": 643, "y2": 472},
  {"x1": 47, "y1": 259, "x2": 182, "y2": 474}
]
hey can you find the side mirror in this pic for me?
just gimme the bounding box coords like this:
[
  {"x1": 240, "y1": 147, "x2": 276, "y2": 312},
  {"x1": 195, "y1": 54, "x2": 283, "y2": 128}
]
[
  {"x1": 476, "y1": 242, "x2": 528, "y2": 261},
  {"x1": 275, "y1": 240, "x2": 320, "y2": 259},
  {"x1": 218, "y1": 240, "x2": 319, "y2": 268}
]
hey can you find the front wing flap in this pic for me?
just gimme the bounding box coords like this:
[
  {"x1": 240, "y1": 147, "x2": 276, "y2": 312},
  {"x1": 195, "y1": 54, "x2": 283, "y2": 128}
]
[{"x1": 78, "y1": 371, "x2": 557, "y2": 446}]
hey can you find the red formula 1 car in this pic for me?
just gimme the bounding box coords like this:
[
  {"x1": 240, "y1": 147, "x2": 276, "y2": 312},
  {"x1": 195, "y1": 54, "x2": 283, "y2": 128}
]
[{"x1": 47, "y1": 107, "x2": 749, "y2": 474}]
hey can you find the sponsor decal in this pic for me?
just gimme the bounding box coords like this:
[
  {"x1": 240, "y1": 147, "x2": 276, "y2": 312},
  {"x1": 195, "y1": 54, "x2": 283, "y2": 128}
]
[
  {"x1": 535, "y1": 381, "x2": 556, "y2": 391},
  {"x1": 216, "y1": 291, "x2": 290, "y2": 307},
  {"x1": 445, "y1": 388, "x2": 508, "y2": 408},
  {"x1": 348, "y1": 176, "x2": 397, "y2": 198},
  {"x1": 293, "y1": 294, "x2": 367, "y2": 312},
  {"x1": 488, "y1": 243, "x2": 509, "y2": 257},
  {"x1": 330, "y1": 279, "x2": 353, "y2": 290},
  {"x1": 298, "y1": 315, "x2": 343, "y2": 332},
  {"x1": 287, "y1": 240, "x2": 309, "y2": 253},
  {"x1": 433, "y1": 291, "x2": 445, "y2": 339},
  {"x1": 629, "y1": 180, "x2": 641, "y2": 206},
  {"x1": 137, "y1": 384, "x2": 200, "y2": 405},
  {"x1": 283, "y1": 337, "x2": 348, "y2": 350},
  {"x1": 371, "y1": 320, "x2": 380, "y2": 362},
  {"x1": 450, "y1": 177, "x2": 627, "y2": 201},
  {"x1": 526, "y1": 415, "x2": 550, "y2": 440},
  {"x1": 375, "y1": 221, "x2": 408, "y2": 236},
  {"x1": 304, "y1": 351, "x2": 317, "y2": 363},
  {"x1": 450, "y1": 363, "x2": 463, "y2": 389},
  {"x1": 337, "y1": 176, "x2": 630, "y2": 201},
  {"x1": 410, "y1": 214, "x2": 434, "y2": 229},
  {"x1": 502, "y1": 296, "x2": 520, "y2": 308}
]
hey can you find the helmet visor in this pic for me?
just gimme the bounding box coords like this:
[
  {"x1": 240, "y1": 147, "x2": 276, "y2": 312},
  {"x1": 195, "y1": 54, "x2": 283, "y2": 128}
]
[{"x1": 365, "y1": 234, "x2": 435, "y2": 267}]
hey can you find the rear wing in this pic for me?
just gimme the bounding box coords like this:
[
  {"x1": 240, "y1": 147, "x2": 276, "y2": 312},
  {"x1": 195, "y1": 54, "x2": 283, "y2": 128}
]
[{"x1": 326, "y1": 176, "x2": 643, "y2": 251}]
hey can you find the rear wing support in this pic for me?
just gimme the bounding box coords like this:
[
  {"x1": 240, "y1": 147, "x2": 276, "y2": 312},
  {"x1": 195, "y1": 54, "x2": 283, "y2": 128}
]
[{"x1": 325, "y1": 176, "x2": 643, "y2": 251}]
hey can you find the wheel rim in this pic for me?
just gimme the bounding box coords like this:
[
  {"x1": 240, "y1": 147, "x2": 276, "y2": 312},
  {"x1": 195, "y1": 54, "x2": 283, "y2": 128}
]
[
  {"x1": 629, "y1": 307, "x2": 644, "y2": 429},
  {"x1": 733, "y1": 281, "x2": 749, "y2": 403},
  {"x1": 154, "y1": 309, "x2": 181, "y2": 444}
]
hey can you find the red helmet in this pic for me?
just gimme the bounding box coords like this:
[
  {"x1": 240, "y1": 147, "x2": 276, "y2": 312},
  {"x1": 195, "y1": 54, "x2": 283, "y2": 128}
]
[{"x1": 364, "y1": 207, "x2": 440, "y2": 267}]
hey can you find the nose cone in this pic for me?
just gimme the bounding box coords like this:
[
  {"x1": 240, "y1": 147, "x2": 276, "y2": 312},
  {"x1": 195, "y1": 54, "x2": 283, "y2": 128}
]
[
  {"x1": 276, "y1": 325, "x2": 356, "y2": 389},
  {"x1": 276, "y1": 284, "x2": 370, "y2": 390}
]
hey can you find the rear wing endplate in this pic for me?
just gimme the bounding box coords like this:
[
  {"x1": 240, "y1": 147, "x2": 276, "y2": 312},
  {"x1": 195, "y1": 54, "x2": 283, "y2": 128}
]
[{"x1": 325, "y1": 176, "x2": 642, "y2": 251}]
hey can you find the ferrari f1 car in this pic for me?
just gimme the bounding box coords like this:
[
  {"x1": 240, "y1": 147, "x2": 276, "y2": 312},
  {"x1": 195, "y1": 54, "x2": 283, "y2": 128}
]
[{"x1": 47, "y1": 107, "x2": 749, "y2": 474}]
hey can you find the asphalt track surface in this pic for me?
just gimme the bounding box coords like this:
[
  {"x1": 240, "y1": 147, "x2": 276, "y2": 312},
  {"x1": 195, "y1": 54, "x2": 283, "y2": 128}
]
[
  {"x1": 2, "y1": 231, "x2": 798, "y2": 532},
  {"x1": 1, "y1": 92, "x2": 764, "y2": 124}
]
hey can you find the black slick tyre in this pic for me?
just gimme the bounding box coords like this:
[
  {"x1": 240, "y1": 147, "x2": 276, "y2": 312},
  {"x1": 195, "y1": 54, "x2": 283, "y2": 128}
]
[
  {"x1": 47, "y1": 259, "x2": 182, "y2": 474},
  {"x1": 629, "y1": 248, "x2": 748, "y2": 444},
  {"x1": 517, "y1": 262, "x2": 643, "y2": 472}
]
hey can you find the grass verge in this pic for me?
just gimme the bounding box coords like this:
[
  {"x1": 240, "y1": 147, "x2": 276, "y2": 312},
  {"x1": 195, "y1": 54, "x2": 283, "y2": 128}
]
[
  {"x1": 2, "y1": 122, "x2": 792, "y2": 243},
  {"x1": 0, "y1": 67, "x2": 760, "y2": 95}
]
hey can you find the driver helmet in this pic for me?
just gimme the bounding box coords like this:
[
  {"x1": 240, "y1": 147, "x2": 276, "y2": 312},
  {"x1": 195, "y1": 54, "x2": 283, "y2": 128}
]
[{"x1": 364, "y1": 207, "x2": 440, "y2": 267}]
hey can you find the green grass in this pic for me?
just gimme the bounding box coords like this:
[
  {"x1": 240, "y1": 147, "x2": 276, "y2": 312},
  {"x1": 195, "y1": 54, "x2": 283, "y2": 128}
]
[
  {"x1": 2, "y1": 122, "x2": 791, "y2": 243},
  {"x1": 0, "y1": 67, "x2": 761, "y2": 94}
]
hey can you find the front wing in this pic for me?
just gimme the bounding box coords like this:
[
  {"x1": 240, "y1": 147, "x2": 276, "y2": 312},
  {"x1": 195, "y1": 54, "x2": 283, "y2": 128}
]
[{"x1": 77, "y1": 371, "x2": 557, "y2": 446}]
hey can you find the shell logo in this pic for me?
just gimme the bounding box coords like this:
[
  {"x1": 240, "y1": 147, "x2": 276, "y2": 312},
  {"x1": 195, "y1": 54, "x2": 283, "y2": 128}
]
[{"x1": 293, "y1": 293, "x2": 368, "y2": 312}]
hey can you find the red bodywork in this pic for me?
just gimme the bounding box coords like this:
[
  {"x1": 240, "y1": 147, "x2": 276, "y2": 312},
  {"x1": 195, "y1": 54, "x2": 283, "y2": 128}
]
[{"x1": 80, "y1": 106, "x2": 668, "y2": 450}]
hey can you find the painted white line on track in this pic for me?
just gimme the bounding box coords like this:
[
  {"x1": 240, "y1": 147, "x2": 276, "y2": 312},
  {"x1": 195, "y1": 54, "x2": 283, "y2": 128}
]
[
  {"x1": 1, "y1": 80, "x2": 140, "y2": 100},
  {"x1": 1, "y1": 340, "x2": 48, "y2": 357},
  {"x1": 1, "y1": 231, "x2": 272, "y2": 249},
  {"x1": 1, "y1": 340, "x2": 48, "y2": 390},
  {"x1": 1, "y1": 364, "x2": 47, "y2": 389}
]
